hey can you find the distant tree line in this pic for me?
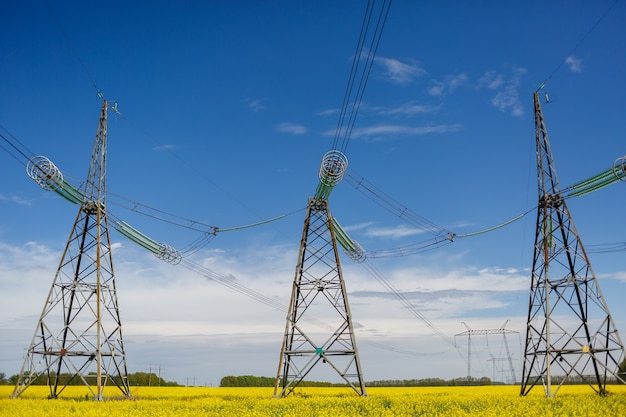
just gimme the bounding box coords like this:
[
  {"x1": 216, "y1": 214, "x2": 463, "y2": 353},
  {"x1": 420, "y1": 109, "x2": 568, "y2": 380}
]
[
  {"x1": 219, "y1": 375, "x2": 496, "y2": 387},
  {"x1": 220, "y1": 375, "x2": 345, "y2": 387},
  {"x1": 0, "y1": 371, "x2": 179, "y2": 387},
  {"x1": 367, "y1": 376, "x2": 496, "y2": 387},
  {"x1": 220, "y1": 362, "x2": 626, "y2": 388}
]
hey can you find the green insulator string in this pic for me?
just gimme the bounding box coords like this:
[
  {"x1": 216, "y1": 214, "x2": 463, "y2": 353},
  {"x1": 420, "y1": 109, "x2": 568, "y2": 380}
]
[
  {"x1": 565, "y1": 168, "x2": 622, "y2": 197},
  {"x1": 52, "y1": 179, "x2": 85, "y2": 205},
  {"x1": 113, "y1": 220, "x2": 163, "y2": 254},
  {"x1": 332, "y1": 217, "x2": 366, "y2": 263},
  {"x1": 564, "y1": 157, "x2": 626, "y2": 198}
]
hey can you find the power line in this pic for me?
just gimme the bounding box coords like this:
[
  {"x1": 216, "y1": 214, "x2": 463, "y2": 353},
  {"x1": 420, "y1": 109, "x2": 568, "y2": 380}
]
[
  {"x1": 43, "y1": 0, "x2": 100, "y2": 93},
  {"x1": 332, "y1": 0, "x2": 393, "y2": 154},
  {"x1": 536, "y1": 0, "x2": 620, "y2": 91}
]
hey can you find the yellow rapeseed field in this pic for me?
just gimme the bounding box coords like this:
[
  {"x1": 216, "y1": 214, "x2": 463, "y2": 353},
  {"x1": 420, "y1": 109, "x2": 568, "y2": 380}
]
[{"x1": 1, "y1": 384, "x2": 626, "y2": 416}]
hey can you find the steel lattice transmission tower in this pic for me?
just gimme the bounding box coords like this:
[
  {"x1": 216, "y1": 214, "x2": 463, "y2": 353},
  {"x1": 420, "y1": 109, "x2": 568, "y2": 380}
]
[
  {"x1": 520, "y1": 92, "x2": 625, "y2": 397},
  {"x1": 454, "y1": 321, "x2": 519, "y2": 384},
  {"x1": 11, "y1": 100, "x2": 131, "y2": 400},
  {"x1": 274, "y1": 150, "x2": 366, "y2": 397}
]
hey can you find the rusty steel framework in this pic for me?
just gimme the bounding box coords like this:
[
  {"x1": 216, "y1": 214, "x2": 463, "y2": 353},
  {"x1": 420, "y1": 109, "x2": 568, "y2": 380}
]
[
  {"x1": 11, "y1": 101, "x2": 131, "y2": 400},
  {"x1": 520, "y1": 92, "x2": 625, "y2": 397},
  {"x1": 274, "y1": 151, "x2": 366, "y2": 397}
]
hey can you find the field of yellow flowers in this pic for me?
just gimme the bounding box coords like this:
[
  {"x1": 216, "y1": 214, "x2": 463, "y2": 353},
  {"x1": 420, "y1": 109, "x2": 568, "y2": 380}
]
[{"x1": 2, "y1": 384, "x2": 626, "y2": 416}]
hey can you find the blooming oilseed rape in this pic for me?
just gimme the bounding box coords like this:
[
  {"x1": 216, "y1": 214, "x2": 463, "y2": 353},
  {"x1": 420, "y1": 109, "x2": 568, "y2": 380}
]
[{"x1": 2, "y1": 385, "x2": 626, "y2": 416}]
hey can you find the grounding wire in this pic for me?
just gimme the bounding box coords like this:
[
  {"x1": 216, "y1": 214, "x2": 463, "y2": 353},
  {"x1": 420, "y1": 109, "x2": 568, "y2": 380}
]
[
  {"x1": 44, "y1": 0, "x2": 100, "y2": 93},
  {"x1": 536, "y1": 0, "x2": 620, "y2": 91}
]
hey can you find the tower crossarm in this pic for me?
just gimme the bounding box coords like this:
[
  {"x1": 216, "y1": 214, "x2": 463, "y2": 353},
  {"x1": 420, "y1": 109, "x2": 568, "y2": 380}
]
[{"x1": 455, "y1": 328, "x2": 519, "y2": 337}]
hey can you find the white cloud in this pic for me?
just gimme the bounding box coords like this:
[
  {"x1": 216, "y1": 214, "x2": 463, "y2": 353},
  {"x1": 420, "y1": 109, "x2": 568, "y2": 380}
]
[
  {"x1": 428, "y1": 84, "x2": 445, "y2": 97},
  {"x1": 242, "y1": 98, "x2": 266, "y2": 112},
  {"x1": 479, "y1": 66, "x2": 527, "y2": 117},
  {"x1": 152, "y1": 144, "x2": 178, "y2": 152},
  {"x1": 565, "y1": 55, "x2": 582, "y2": 73},
  {"x1": 428, "y1": 73, "x2": 468, "y2": 97},
  {"x1": 377, "y1": 102, "x2": 442, "y2": 116},
  {"x1": 275, "y1": 122, "x2": 308, "y2": 135},
  {"x1": 343, "y1": 222, "x2": 375, "y2": 232},
  {"x1": 0, "y1": 194, "x2": 32, "y2": 206},
  {"x1": 376, "y1": 57, "x2": 426, "y2": 84},
  {"x1": 492, "y1": 86, "x2": 524, "y2": 117},
  {"x1": 2, "y1": 238, "x2": 621, "y2": 386},
  {"x1": 363, "y1": 224, "x2": 427, "y2": 238},
  {"x1": 478, "y1": 70, "x2": 505, "y2": 90},
  {"x1": 316, "y1": 108, "x2": 338, "y2": 116},
  {"x1": 346, "y1": 124, "x2": 462, "y2": 140},
  {"x1": 600, "y1": 270, "x2": 626, "y2": 283}
]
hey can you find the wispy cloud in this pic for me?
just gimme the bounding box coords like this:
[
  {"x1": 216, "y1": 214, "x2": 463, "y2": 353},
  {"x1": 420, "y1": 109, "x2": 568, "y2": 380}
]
[
  {"x1": 376, "y1": 57, "x2": 426, "y2": 84},
  {"x1": 343, "y1": 222, "x2": 375, "y2": 232},
  {"x1": 364, "y1": 224, "x2": 427, "y2": 238},
  {"x1": 0, "y1": 194, "x2": 32, "y2": 206},
  {"x1": 478, "y1": 65, "x2": 527, "y2": 117},
  {"x1": 242, "y1": 98, "x2": 267, "y2": 112},
  {"x1": 565, "y1": 55, "x2": 582, "y2": 73},
  {"x1": 428, "y1": 73, "x2": 468, "y2": 97},
  {"x1": 316, "y1": 108, "x2": 338, "y2": 116},
  {"x1": 477, "y1": 70, "x2": 504, "y2": 90},
  {"x1": 601, "y1": 270, "x2": 626, "y2": 283},
  {"x1": 152, "y1": 144, "x2": 178, "y2": 152},
  {"x1": 275, "y1": 122, "x2": 308, "y2": 135},
  {"x1": 345, "y1": 123, "x2": 462, "y2": 141},
  {"x1": 346, "y1": 264, "x2": 529, "y2": 320},
  {"x1": 376, "y1": 102, "x2": 442, "y2": 116}
]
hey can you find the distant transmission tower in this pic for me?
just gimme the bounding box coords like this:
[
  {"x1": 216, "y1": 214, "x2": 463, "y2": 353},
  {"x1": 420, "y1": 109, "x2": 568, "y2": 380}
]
[
  {"x1": 11, "y1": 100, "x2": 131, "y2": 400},
  {"x1": 520, "y1": 92, "x2": 625, "y2": 397},
  {"x1": 454, "y1": 321, "x2": 518, "y2": 384},
  {"x1": 274, "y1": 151, "x2": 366, "y2": 397}
]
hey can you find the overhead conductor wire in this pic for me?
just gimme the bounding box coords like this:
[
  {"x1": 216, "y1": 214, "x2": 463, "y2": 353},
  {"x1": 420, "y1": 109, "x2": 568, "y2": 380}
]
[{"x1": 331, "y1": 0, "x2": 393, "y2": 155}]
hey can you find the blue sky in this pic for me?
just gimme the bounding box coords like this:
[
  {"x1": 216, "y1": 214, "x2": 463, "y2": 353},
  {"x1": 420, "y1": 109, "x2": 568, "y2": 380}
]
[{"x1": 1, "y1": 1, "x2": 625, "y2": 386}]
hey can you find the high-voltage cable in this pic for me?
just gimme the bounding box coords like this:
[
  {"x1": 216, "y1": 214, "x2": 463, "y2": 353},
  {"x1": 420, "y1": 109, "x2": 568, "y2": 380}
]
[{"x1": 331, "y1": 0, "x2": 393, "y2": 155}]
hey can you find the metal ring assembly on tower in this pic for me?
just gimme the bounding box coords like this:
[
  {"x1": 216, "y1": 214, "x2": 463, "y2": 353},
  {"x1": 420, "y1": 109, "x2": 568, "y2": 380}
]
[
  {"x1": 319, "y1": 150, "x2": 348, "y2": 186},
  {"x1": 315, "y1": 150, "x2": 349, "y2": 202},
  {"x1": 157, "y1": 242, "x2": 183, "y2": 265},
  {"x1": 26, "y1": 155, "x2": 63, "y2": 191}
]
